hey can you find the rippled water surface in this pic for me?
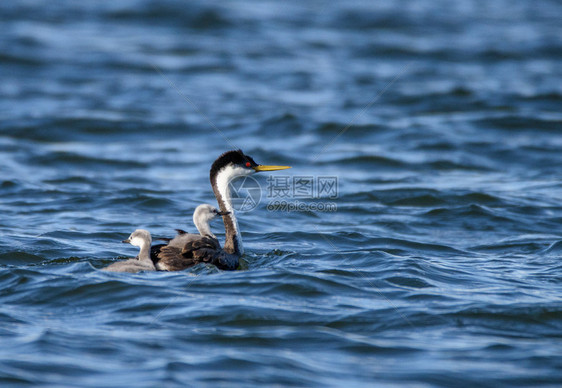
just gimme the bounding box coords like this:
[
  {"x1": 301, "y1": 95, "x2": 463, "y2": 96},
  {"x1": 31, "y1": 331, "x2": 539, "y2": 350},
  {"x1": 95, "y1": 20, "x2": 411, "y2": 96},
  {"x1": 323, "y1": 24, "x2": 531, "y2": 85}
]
[{"x1": 1, "y1": 0, "x2": 562, "y2": 386}]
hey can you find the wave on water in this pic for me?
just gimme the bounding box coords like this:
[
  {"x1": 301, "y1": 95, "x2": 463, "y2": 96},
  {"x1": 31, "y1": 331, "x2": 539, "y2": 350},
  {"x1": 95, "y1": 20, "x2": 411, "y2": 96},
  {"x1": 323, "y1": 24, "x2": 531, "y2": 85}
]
[{"x1": 1, "y1": 0, "x2": 562, "y2": 386}]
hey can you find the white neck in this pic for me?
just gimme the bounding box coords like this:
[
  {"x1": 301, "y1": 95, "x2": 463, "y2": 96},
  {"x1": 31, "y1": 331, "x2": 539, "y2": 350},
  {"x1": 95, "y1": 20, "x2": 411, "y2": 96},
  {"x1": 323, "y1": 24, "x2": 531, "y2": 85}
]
[
  {"x1": 214, "y1": 166, "x2": 245, "y2": 255},
  {"x1": 194, "y1": 216, "x2": 215, "y2": 237},
  {"x1": 136, "y1": 240, "x2": 152, "y2": 263}
]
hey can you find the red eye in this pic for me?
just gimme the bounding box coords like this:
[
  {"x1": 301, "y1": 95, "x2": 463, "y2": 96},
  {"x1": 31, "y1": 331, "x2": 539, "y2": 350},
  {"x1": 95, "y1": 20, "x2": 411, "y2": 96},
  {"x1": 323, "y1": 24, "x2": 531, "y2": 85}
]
[{"x1": 245, "y1": 162, "x2": 251, "y2": 167}]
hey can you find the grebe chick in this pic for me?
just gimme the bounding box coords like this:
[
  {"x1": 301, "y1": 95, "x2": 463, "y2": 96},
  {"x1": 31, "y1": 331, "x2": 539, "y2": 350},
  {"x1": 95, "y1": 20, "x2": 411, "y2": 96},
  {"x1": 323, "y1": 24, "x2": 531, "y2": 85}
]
[
  {"x1": 102, "y1": 229, "x2": 156, "y2": 273},
  {"x1": 162, "y1": 204, "x2": 229, "y2": 249}
]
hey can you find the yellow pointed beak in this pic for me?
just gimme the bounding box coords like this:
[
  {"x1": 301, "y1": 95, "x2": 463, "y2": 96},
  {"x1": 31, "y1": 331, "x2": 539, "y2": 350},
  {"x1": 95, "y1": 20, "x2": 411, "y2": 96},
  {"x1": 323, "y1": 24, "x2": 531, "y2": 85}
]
[{"x1": 253, "y1": 165, "x2": 291, "y2": 172}]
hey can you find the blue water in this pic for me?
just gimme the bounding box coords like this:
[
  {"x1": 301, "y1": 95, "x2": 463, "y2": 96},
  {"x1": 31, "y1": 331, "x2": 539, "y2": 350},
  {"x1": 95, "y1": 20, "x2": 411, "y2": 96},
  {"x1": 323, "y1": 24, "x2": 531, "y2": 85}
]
[{"x1": 1, "y1": 0, "x2": 562, "y2": 386}]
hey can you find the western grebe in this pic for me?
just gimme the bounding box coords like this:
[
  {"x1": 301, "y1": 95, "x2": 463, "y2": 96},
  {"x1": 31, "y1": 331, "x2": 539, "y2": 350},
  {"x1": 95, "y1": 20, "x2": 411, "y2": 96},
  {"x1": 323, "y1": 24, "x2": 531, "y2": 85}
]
[
  {"x1": 152, "y1": 150, "x2": 290, "y2": 271},
  {"x1": 157, "y1": 204, "x2": 229, "y2": 249},
  {"x1": 102, "y1": 229, "x2": 156, "y2": 273}
]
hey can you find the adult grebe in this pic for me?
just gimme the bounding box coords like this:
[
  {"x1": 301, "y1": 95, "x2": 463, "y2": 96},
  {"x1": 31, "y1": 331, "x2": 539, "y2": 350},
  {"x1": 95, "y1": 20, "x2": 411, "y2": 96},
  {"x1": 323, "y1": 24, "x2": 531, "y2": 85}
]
[
  {"x1": 152, "y1": 150, "x2": 290, "y2": 271},
  {"x1": 102, "y1": 229, "x2": 156, "y2": 273}
]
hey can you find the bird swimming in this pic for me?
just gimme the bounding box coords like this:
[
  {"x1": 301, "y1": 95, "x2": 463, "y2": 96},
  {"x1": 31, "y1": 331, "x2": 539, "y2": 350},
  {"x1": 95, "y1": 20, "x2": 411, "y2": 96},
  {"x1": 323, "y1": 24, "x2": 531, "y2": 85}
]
[
  {"x1": 157, "y1": 204, "x2": 229, "y2": 249},
  {"x1": 102, "y1": 229, "x2": 156, "y2": 273},
  {"x1": 151, "y1": 150, "x2": 290, "y2": 271}
]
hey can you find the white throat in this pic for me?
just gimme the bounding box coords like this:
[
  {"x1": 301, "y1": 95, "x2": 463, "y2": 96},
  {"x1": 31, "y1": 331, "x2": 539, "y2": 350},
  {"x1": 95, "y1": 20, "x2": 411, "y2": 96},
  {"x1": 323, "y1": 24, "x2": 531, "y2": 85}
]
[
  {"x1": 131, "y1": 236, "x2": 151, "y2": 262},
  {"x1": 214, "y1": 165, "x2": 251, "y2": 255},
  {"x1": 193, "y1": 214, "x2": 214, "y2": 237}
]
